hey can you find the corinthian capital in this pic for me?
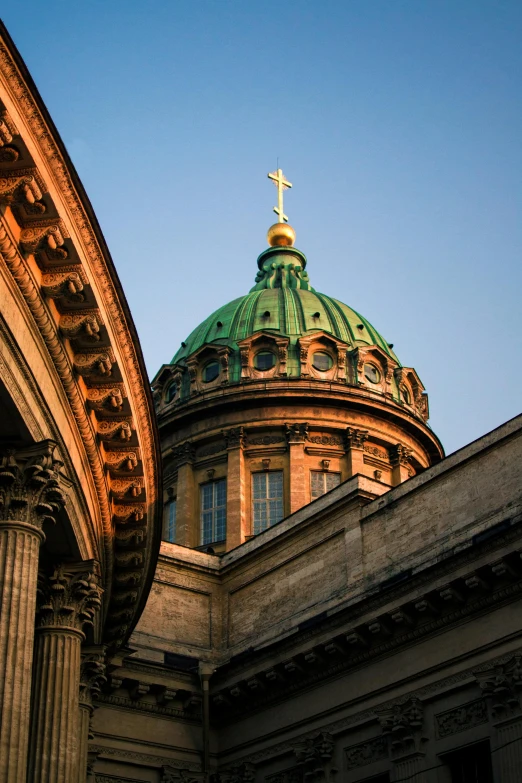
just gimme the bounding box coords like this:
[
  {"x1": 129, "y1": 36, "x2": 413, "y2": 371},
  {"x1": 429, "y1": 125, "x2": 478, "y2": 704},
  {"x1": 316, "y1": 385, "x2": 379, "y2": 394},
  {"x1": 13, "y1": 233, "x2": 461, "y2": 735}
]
[
  {"x1": 80, "y1": 646, "x2": 107, "y2": 709},
  {"x1": 0, "y1": 440, "x2": 65, "y2": 529},
  {"x1": 36, "y1": 562, "x2": 103, "y2": 633}
]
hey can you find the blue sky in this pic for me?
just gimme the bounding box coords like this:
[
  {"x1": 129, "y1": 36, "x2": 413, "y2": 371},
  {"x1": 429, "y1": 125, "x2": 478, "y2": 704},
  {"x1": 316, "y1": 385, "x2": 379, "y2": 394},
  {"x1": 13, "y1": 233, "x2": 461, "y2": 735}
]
[{"x1": 4, "y1": 1, "x2": 521, "y2": 455}]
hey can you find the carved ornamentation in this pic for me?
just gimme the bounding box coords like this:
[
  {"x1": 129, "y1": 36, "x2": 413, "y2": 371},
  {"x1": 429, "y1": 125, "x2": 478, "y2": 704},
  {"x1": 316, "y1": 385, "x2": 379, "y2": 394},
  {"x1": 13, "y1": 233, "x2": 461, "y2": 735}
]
[
  {"x1": 364, "y1": 444, "x2": 389, "y2": 461},
  {"x1": 60, "y1": 311, "x2": 103, "y2": 342},
  {"x1": 0, "y1": 168, "x2": 44, "y2": 205},
  {"x1": 113, "y1": 504, "x2": 146, "y2": 524},
  {"x1": 74, "y1": 350, "x2": 115, "y2": 378},
  {"x1": 162, "y1": 767, "x2": 203, "y2": 783},
  {"x1": 389, "y1": 443, "x2": 413, "y2": 467},
  {"x1": 79, "y1": 647, "x2": 107, "y2": 709},
  {"x1": 344, "y1": 735, "x2": 388, "y2": 769},
  {"x1": 345, "y1": 427, "x2": 369, "y2": 450},
  {"x1": 114, "y1": 527, "x2": 146, "y2": 548},
  {"x1": 475, "y1": 655, "x2": 522, "y2": 717},
  {"x1": 218, "y1": 764, "x2": 256, "y2": 783},
  {"x1": 248, "y1": 434, "x2": 285, "y2": 446},
  {"x1": 36, "y1": 563, "x2": 102, "y2": 632},
  {"x1": 86, "y1": 385, "x2": 126, "y2": 412},
  {"x1": 223, "y1": 427, "x2": 245, "y2": 450},
  {"x1": 104, "y1": 449, "x2": 140, "y2": 473},
  {"x1": 20, "y1": 220, "x2": 67, "y2": 255},
  {"x1": 293, "y1": 732, "x2": 337, "y2": 783},
  {"x1": 376, "y1": 697, "x2": 426, "y2": 757},
  {"x1": 285, "y1": 423, "x2": 309, "y2": 444},
  {"x1": 42, "y1": 268, "x2": 87, "y2": 301},
  {"x1": 172, "y1": 441, "x2": 196, "y2": 466},
  {"x1": 0, "y1": 440, "x2": 65, "y2": 528},
  {"x1": 435, "y1": 699, "x2": 488, "y2": 738},
  {"x1": 110, "y1": 477, "x2": 144, "y2": 500},
  {"x1": 97, "y1": 419, "x2": 133, "y2": 442},
  {"x1": 308, "y1": 434, "x2": 343, "y2": 447}
]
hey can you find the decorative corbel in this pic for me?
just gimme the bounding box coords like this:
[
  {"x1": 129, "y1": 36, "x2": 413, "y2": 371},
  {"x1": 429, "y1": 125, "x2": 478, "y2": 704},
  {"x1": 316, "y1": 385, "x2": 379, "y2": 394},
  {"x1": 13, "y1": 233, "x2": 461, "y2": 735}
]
[
  {"x1": 113, "y1": 504, "x2": 146, "y2": 524},
  {"x1": 85, "y1": 385, "x2": 125, "y2": 412},
  {"x1": 74, "y1": 349, "x2": 115, "y2": 378},
  {"x1": 60, "y1": 311, "x2": 104, "y2": 343},
  {"x1": 20, "y1": 220, "x2": 68, "y2": 257},
  {"x1": 104, "y1": 449, "x2": 140, "y2": 473},
  {"x1": 42, "y1": 267, "x2": 88, "y2": 302},
  {"x1": 97, "y1": 419, "x2": 133, "y2": 442}
]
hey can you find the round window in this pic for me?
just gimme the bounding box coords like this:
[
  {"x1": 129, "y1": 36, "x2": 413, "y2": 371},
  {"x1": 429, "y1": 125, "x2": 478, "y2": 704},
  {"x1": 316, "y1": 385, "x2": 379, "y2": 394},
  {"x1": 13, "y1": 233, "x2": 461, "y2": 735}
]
[
  {"x1": 312, "y1": 352, "x2": 333, "y2": 372},
  {"x1": 254, "y1": 350, "x2": 276, "y2": 371},
  {"x1": 401, "y1": 386, "x2": 411, "y2": 404},
  {"x1": 363, "y1": 363, "x2": 380, "y2": 384},
  {"x1": 202, "y1": 361, "x2": 220, "y2": 383}
]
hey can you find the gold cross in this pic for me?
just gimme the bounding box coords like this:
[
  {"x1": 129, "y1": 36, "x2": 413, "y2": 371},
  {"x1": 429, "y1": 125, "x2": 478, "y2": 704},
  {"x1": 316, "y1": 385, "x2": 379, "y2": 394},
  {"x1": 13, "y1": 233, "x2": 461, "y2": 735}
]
[{"x1": 268, "y1": 168, "x2": 292, "y2": 223}]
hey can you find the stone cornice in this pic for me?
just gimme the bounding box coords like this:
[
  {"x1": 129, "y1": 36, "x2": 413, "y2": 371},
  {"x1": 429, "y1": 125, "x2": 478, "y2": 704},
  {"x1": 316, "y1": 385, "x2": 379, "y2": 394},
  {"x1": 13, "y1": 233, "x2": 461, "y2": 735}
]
[
  {"x1": 210, "y1": 522, "x2": 522, "y2": 721},
  {"x1": 0, "y1": 25, "x2": 162, "y2": 651}
]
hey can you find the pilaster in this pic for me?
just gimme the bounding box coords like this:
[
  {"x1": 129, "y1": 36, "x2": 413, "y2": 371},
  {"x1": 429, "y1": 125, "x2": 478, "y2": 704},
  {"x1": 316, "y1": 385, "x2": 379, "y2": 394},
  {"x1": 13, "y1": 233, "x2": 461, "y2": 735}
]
[
  {"x1": 173, "y1": 442, "x2": 196, "y2": 547},
  {"x1": 224, "y1": 427, "x2": 245, "y2": 549},
  {"x1": 389, "y1": 443, "x2": 413, "y2": 486},
  {"x1": 345, "y1": 427, "x2": 369, "y2": 477},
  {"x1": 77, "y1": 647, "x2": 107, "y2": 783},
  {"x1": 0, "y1": 441, "x2": 64, "y2": 783},
  {"x1": 377, "y1": 698, "x2": 430, "y2": 783},
  {"x1": 476, "y1": 656, "x2": 522, "y2": 782},
  {"x1": 285, "y1": 423, "x2": 309, "y2": 514},
  {"x1": 28, "y1": 563, "x2": 102, "y2": 783}
]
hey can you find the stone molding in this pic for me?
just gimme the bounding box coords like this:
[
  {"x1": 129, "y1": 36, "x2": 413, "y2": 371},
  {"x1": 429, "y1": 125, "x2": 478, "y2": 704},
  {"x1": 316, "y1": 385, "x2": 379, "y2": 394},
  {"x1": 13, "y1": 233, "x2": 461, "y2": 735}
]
[
  {"x1": 0, "y1": 440, "x2": 65, "y2": 529},
  {"x1": 376, "y1": 697, "x2": 426, "y2": 758},
  {"x1": 36, "y1": 562, "x2": 103, "y2": 634},
  {"x1": 89, "y1": 745, "x2": 202, "y2": 771},
  {"x1": 435, "y1": 698, "x2": 488, "y2": 738},
  {"x1": 345, "y1": 427, "x2": 369, "y2": 450},
  {"x1": 0, "y1": 41, "x2": 161, "y2": 651},
  {"x1": 293, "y1": 732, "x2": 337, "y2": 782},
  {"x1": 223, "y1": 427, "x2": 245, "y2": 451},
  {"x1": 475, "y1": 655, "x2": 522, "y2": 719},
  {"x1": 344, "y1": 735, "x2": 388, "y2": 770}
]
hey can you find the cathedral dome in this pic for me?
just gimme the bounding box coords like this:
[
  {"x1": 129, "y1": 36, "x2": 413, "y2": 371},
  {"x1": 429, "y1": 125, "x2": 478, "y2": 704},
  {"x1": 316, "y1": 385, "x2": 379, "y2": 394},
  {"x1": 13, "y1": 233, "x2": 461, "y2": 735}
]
[{"x1": 170, "y1": 244, "x2": 402, "y2": 400}]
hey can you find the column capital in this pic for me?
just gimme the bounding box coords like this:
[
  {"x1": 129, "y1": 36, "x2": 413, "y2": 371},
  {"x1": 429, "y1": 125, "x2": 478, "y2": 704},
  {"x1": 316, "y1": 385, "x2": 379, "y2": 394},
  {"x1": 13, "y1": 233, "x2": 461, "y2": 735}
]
[
  {"x1": 172, "y1": 441, "x2": 196, "y2": 467},
  {"x1": 80, "y1": 646, "x2": 107, "y2": 709},
  {"x1": 285, "y1": 422, "x2": 309, "y2": 445},
  {"x1": 389, "y1": 443, "x2": 413, "y2": 467},
  {"x1": 36, "y1": 561, "x2": 103, "y2": 635},
  {"x1": 376, "y1": 696, "x2": 426, "y2": 759},
  {"x1": 0, "y1": 439, "x2": 65, "y2": 531},
  {"x1": 345, "y1": 427, "x2": 369, "y2": 450},
  {"x1": 223, "y1": 426, "x2": 245, "y2": 450},
  {"x1": 475, "y1": 655, "x2": 522, "y2": 721}
]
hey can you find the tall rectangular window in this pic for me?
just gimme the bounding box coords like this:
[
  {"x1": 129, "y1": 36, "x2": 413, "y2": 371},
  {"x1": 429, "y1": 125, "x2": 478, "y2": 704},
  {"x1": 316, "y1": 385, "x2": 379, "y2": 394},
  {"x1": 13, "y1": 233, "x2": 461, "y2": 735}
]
[
  {"x1": 163, "y1": 498, "x2": 177, "y2": 543},
  {"x1": 252, "y1": 471, "x2": 284, "y2": 534},
  {"x1": 311, "y1": 471, "x2": 341, "y2": 499},
  {"x1": 200, "y1": 479, "x2": 227, "y2": 545},
  {"x1": 442, "y1": 741, "x2": 493, "y2": 783}
]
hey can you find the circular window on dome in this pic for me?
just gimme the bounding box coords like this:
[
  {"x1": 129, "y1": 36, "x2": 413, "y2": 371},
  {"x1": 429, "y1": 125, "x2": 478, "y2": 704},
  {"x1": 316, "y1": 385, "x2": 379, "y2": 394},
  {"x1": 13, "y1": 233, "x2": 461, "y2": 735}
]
[
  {"x1": 202, "y1": 360, "x2": 220, "y2": 383},
  {"x1": 401, "y1": 386, "x2": 411, "y2": 404},
  {"x1": 364, "y1": 363, "x2": 381, "y2": 384},
  {"x1": 312, "y1": 351, "x2": 334, "y2": 372},
  {"x1": 254, "y1": 350, "x2": 276, "y2": 371}
]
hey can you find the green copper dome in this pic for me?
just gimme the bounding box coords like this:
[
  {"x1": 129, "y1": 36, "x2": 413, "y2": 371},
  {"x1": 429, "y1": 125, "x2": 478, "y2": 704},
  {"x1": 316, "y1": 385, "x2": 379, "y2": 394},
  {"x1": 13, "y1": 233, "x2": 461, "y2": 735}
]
[{"x1": 172, "y1": 245, "x2": 399, "y2": 383}]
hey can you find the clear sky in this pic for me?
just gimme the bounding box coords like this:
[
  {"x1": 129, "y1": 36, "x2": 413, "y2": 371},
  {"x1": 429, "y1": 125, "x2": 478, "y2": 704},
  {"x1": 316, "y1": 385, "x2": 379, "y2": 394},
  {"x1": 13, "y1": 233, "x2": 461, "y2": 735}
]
[{"x1": 3, "y1": 1, "x2": 521, "y2": 455}]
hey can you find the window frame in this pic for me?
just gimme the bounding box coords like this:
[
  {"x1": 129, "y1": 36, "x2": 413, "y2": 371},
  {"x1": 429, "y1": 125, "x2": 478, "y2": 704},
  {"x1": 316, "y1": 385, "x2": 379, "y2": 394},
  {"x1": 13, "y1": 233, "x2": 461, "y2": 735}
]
[
  {"x1": 200, "y1": 478, "x2": 227, "y2": 545},
  {"x1": 163, "y1": 497, "x2": 177, "y2": 543},
  {"x1": 252, "y1": 470, "x2": 284, "y2": 535},
  {"x1": 310, "y1": 470, "x2": 341, "y2": 499}
]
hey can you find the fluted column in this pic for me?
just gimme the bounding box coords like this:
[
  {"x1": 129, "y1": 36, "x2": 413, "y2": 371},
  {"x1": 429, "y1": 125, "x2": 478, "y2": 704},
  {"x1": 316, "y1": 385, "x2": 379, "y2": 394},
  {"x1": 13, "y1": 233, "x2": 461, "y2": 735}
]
[
  {"x1": 77, "y1": 648, "x2": 106, "y2": 783},
  {"x1": 28, "y1": 563, "x2": 102, "y2": 783},
  {"x1": 0, "y1": 441, "x2": 64, "y2": 783},
  {"x1": 285, "y1": 423, "x2": 309, "y2": 514}
]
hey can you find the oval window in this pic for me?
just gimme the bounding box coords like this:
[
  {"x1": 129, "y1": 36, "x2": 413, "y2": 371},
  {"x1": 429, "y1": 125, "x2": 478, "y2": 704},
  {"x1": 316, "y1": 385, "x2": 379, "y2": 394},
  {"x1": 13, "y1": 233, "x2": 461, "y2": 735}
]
[
  {"x1": 401, "y1": 386, "x2": 411, "y2": 404},
  {"x1": 254, "y1": 350, "x2": 276, "y2": 371},
  {"x1": 202, "y1": 361, "x2": 220, "y2": 383},
  {"x1": 312, "y1": 351, "x2": 333, "y2": 372},
  {"x1": 364, "y1": 363, "x2": 380, "y2": 384}
]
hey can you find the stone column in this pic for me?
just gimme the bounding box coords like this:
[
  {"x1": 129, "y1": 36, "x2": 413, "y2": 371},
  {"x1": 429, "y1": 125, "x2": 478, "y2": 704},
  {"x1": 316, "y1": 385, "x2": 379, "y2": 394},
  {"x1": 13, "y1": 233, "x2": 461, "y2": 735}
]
[
  {"x1": 0, "y1": 441, "x2": 64, "y2": 783},
  {"x1": 28, "y1": 563, "x2": 102, "y2": 783},
  {"x1": 285, "y1": 423, "x2": 309, "y2": 514},
  {"x1": 224, "y1": 427, "x2": 245, "y2": 549},
  {"x1": 345, "y1": 427, "x2": 369, "y2": 477},
  {"x1": 78, "y1": 647, "x2": 106, "y2": 783},
  {"x1": 390, "y1": 443, "x2": 413, "y2": 486},
  {"x1": 173, "y1": 442, "x2": 196, "y2": 547}
]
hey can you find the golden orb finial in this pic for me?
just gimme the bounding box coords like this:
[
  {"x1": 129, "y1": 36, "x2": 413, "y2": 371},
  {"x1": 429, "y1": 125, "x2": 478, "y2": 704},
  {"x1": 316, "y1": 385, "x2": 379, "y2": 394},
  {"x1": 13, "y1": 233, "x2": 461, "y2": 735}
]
[{"x1": 267, "y1": 222, "x2": 296, "y2": 247}]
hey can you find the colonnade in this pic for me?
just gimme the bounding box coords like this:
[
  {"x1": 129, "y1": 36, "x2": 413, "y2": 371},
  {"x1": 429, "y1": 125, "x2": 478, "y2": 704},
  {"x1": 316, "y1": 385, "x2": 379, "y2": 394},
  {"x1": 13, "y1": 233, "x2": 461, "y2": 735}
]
[{"x1": 0, "y1": 442, "x2": 105, "y2": 783}]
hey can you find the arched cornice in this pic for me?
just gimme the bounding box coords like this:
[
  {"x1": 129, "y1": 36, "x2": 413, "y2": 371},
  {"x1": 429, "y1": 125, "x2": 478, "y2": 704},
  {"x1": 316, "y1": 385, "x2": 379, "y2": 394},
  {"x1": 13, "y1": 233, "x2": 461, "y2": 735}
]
[{"x1": 0, "y1": 22, "x2": 162, "y2": 650}]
